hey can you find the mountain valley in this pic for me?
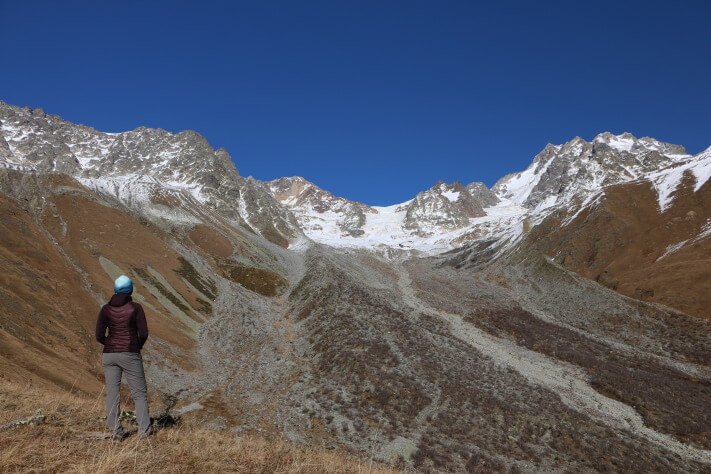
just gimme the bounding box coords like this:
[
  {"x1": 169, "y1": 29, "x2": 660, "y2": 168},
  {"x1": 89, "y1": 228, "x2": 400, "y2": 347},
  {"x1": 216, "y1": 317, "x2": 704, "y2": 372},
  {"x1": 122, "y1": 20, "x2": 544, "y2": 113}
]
[{"x1": 1, "y1": 101, "x2": 709, "y2": 472}]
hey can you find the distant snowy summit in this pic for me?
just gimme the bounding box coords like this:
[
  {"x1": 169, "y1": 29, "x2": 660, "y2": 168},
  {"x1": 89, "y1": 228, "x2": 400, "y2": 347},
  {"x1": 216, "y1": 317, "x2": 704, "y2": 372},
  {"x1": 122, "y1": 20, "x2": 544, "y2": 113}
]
[
  {"x1": 493, "y1": 132, "x2": 690, "y2": 210},
  {"x1": 268, "y1": 176, "x2": 514, "y2": 252},
  {"x1": 1, "y1": 100, "x2": 709, "y2": 256},
  {"x1": 270, "y1": 132, "x2": 710, "y2": 254}
]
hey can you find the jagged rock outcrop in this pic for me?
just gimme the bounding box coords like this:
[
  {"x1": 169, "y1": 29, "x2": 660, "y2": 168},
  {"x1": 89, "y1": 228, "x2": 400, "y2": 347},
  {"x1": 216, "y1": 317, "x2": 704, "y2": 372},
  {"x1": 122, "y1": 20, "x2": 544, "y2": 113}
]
[
  {"x1": 268, "y1": 176, "x2": 374, "y2": 237},
  {"x1": 403, "y1": 181, "x2": 486, "y2": 235},
  {"x1": 268, "y1": 132, "x2": 706, "y2": 256},
  {"x1": 466, "y1": 181, "x2": 499, "y2": 207},
  {"x1": 271, "y1": 177, "x2": 501, "y2": 244}
]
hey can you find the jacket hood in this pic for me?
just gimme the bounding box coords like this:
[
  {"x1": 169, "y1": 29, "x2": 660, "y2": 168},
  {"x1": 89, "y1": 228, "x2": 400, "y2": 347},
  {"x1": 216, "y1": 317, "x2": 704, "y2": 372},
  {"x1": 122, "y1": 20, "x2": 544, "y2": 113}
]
[{"x1": 108, "y1": 293, "x2": 133, "y2": 307}]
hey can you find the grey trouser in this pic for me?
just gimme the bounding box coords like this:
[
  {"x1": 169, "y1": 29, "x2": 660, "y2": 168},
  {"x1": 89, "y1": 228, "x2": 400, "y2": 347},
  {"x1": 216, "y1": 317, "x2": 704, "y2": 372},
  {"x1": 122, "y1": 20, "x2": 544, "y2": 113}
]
[{"x1": 102, "y1": 352, "x2": 150, "y2": 436}]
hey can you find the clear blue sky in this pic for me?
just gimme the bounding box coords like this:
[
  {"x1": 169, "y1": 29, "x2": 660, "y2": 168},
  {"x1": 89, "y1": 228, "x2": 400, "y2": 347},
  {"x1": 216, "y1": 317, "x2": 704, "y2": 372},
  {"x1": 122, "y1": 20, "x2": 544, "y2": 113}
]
[{"x1": 1, "y1": 1, "x2": 709, "y2": 205}]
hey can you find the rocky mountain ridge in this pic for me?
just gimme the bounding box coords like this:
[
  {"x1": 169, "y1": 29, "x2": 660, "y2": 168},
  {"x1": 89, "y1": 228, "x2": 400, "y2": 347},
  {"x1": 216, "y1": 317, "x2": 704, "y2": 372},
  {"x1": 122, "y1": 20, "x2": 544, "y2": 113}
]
[
  {"x1": 0, "y1": 101, "x2": 303, "y2": 249},
  {"x1": 3, "y1": 100, "x2": 708, "y2": 258},
  {"x1": 493, "y1": 131, "x2": 691, "y2": 209}
]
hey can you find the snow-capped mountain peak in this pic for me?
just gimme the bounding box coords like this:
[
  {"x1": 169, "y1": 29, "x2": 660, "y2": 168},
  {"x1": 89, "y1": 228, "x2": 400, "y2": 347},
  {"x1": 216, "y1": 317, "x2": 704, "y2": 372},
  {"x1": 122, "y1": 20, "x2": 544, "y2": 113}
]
[
  {"x1": 493, "y1": 132, "x2": 692, "y2": 210},
  {"x1": 0, "y1": 101, "x2": 303, "y2": 247},
  {"x1": 402, "y1": 180, "x2": 486, "y2": 235},
  {"x1": 592, "y1": 131, "x2": 689, "y2": 157},
  {"x1": 3, "y1": 101, "x2": 708, "y2": 257},
  {"x1": 268, "y1": 176, "x2": 375, "y2": 237}
]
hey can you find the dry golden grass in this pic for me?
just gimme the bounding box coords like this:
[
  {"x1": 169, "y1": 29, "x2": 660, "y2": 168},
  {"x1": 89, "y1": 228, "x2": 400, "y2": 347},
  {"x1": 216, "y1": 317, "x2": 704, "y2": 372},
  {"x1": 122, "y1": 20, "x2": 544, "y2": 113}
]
[{"x1": 0, "y1": 381, "x2": 402, "y2": 473}]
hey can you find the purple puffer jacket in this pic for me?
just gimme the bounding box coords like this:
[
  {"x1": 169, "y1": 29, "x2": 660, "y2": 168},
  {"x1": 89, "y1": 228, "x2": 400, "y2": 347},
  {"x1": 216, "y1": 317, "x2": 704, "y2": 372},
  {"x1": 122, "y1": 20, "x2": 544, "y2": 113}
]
[{"x1": 95, "y1": 294, "x2": 148, "y2": 353}]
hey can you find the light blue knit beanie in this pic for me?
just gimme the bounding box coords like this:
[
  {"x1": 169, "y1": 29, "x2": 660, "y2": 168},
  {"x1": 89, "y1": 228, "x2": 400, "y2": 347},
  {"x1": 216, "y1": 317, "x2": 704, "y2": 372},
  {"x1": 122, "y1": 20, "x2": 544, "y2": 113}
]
[{"x1": 114, "y1": 275, "x2": 133, "y2": 294}]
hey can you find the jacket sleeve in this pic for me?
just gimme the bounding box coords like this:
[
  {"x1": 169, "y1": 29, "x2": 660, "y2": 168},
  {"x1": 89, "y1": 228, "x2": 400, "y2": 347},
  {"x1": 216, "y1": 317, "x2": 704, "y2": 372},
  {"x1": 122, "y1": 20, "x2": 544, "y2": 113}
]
[
  {"x1": 95, "y1": 307, "x2": 107, "y2": 345},
  {"x1": 135, "y1": 304, "x2": 149, "y2": 349}
]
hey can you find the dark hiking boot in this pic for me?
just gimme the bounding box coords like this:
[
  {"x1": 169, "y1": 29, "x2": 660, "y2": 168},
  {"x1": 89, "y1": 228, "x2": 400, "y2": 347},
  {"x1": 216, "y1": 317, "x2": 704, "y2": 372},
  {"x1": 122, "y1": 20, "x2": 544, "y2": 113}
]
[
  {"x1": 111, "y1": 430, "x2": 128, "y2": 442},
  {"x1": 138, "y1": 425, "x2": 154, "y2": 440}
]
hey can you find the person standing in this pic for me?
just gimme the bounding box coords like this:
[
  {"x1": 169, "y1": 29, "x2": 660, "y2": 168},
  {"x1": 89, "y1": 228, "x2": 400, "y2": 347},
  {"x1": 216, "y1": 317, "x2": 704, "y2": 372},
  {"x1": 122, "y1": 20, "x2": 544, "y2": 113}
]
[{"x1": 95, "y1": 275, "x2": 151, "y2": 440}]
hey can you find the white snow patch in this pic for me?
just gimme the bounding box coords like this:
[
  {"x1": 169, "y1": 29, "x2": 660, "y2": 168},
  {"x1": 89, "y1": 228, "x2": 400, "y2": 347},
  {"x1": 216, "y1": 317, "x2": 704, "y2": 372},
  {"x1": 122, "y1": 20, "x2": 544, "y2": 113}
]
[
  {"x1": 649, "y1": 150, "x2": 711, "y2": 211},
  {"x1": 287, "y1": 234, "x2": 315, "y2": 253},
  {"x1": 496, "y1": 157, "x2": 554, "y2": 206},
  {"x1": 533, "y1": 194, "x2": 558, "y2": 212},
  {"x1": 287, "y1": 194, "x2": 530, "y2": 256},
  {"x1": 698, "y1": 220, "x2": 711, "y2": 240},
  {"x1": 562, "y1": 191, "x2": 604, "y2": 226},
  {"x1": 655, "y1": 240, "x2": 689, "y2": 262},
  {"x1": 607, "y1": 136, "x2": 634, "y2": 152},
  {"x1": 441, "y1": 190, "x2": 460, "y2": 202}
]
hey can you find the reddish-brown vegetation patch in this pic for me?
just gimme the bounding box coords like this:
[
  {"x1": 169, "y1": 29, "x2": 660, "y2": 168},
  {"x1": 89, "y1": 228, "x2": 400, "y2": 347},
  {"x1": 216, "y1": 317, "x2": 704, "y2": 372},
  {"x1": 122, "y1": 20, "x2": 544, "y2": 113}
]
[
  {"x1": 0, "y1": 174, "x2": 221, "y2": 395},
  {"x1": 219, "y1": 260, "x2": 288, "y2": 297},
  {"x1": 260, "y1": 224, "x2": 290, "y2": 248},
  {"x1": 188, "y1": 224, "x2": 234, "y2": 259},
  {"x1": 42, "y1": 192, "x2": 200, "y2": 351}
]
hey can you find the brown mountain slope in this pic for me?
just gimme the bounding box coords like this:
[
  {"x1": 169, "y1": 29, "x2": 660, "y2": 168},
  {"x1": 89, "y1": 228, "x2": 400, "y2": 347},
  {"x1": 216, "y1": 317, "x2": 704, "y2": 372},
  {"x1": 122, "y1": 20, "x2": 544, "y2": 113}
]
[
  {"x1": 0, "y1": 173, "x2": 200, "y2": 394},
  {"x1": 0, "y1": 190, "x2": 103, "y2": 393},
  {"x1": 522, "y1": 172, "x2": 711, "y2": 320},
  {"x1": 0, "y1": 168, "x2": 290, "y2": 401}
]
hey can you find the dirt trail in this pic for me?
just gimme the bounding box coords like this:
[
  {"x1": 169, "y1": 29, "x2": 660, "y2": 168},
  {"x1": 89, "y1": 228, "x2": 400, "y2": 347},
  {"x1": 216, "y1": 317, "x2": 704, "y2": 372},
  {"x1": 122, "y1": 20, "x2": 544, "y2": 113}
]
[{"x1": 393, "y1": 261, "x2": 711, "y2": 465}]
